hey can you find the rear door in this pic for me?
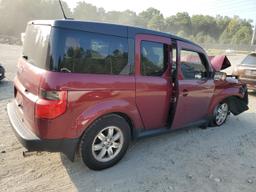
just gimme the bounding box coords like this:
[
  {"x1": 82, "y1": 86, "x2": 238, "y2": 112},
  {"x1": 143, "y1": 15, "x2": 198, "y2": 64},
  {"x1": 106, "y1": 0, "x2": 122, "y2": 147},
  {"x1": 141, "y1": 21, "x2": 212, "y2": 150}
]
[
  {"x1": 135, "y1": 34, "x2": 172, "y2": 129},
  {"x1": 172, "y1": 41, "x2": 215, "y2": 129}
]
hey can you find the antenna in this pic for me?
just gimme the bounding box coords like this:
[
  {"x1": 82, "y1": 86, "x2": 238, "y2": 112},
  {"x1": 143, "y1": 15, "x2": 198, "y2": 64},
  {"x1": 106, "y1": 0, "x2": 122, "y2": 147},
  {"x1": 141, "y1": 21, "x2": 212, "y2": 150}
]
[{"x1": 59, "y1": 0, "x2": 67, "y2": 19}]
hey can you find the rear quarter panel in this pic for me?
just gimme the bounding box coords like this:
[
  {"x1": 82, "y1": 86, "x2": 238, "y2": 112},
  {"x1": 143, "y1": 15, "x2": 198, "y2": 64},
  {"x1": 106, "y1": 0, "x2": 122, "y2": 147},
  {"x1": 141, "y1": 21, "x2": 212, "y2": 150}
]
[{"x1": 38, "y1": 71, "x2": 142, "y2": 139}]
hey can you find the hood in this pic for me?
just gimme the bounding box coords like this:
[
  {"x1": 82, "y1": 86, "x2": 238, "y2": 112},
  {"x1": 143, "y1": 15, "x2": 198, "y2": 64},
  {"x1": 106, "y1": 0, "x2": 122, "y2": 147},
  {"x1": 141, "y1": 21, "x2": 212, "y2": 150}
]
[{"x1": 208, "y1": 55, "x2": 231, "y2": 71}]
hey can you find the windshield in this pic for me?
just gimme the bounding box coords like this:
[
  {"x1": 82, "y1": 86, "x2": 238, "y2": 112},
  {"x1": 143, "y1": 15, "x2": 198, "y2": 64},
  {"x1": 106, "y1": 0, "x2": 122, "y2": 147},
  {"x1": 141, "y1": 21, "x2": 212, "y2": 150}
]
[
  {"x1": 22, "y1": 24, "x2": 51, "y2": 69},
  {"x1": 241, "y1": 54, "x2": 256, "y2": 65}
]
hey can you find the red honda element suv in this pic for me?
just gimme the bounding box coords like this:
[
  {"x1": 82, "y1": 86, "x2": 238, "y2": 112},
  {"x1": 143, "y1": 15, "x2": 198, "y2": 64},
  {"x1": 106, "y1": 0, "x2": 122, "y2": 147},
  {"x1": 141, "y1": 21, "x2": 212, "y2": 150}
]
[{"x1": 7, "y1": 20, "x2": 248, "y2": 170}]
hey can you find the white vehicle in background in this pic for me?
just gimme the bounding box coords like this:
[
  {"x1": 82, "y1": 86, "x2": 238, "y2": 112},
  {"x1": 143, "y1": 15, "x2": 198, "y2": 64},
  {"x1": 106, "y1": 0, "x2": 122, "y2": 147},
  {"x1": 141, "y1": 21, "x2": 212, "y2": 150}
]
[{"x1": 225, "y1": 49, "x2": 235, "y2": 54}]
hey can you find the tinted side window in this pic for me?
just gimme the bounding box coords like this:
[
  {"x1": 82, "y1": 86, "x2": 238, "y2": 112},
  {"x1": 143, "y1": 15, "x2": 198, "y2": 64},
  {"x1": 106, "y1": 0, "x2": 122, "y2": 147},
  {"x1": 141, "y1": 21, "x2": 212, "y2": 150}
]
[
  {"x1": 141, "y1": 41, "x2": 166, "y2": 76},
  {"x1": 50, "y1": 28, "x2": 129, "y2": 75},
  {"x1": 180, "y1": 50, "x2": 206, "y2": 80}
]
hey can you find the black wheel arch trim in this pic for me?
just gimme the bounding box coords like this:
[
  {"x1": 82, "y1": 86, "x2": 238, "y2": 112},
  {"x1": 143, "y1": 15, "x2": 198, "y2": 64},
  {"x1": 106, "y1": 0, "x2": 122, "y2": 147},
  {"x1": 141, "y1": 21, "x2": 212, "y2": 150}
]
[{"x1": 225, "y1": 95, "x2": 249, "y2": 116}]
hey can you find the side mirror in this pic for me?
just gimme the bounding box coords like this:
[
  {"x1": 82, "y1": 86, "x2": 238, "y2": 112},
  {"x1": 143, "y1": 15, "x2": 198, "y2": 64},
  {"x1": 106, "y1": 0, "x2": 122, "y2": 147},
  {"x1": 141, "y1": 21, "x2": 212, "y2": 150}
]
[{"x1": 214, "y1": 71, "x2": 226, "y2": 80}]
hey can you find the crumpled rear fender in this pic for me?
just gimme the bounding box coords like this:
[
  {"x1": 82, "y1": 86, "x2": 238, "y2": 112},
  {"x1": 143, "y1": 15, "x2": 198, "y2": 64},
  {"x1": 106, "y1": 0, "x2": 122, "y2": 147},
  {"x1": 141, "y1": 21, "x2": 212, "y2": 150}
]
[{"x1": 226, "y1": 95, "x2": 248, "y2": 115}]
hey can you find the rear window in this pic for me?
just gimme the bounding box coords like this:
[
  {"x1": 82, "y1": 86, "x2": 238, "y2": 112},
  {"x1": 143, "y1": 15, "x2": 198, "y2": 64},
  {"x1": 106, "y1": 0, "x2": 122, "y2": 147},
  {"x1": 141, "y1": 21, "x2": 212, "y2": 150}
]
[
  {"x1": 22, "y1": 24, "x2": 51, "y2": 69},
  {"x1": 50, "y1": 28, "x2": 129, "y2": 75},
  {"x1": 241, "y1": 54, "x2": 256, "y2": 65}
]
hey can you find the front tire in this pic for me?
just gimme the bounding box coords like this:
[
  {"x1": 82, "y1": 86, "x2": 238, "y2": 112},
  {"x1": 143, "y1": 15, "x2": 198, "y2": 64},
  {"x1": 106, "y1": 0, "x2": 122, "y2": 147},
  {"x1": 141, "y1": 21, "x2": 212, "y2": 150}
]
[
  {"x1": 80, "y1": 114, "x2": 131, "y2": 170},
  {"x1": 210, "y1": 102, "x2": 229, "y2": 126}
]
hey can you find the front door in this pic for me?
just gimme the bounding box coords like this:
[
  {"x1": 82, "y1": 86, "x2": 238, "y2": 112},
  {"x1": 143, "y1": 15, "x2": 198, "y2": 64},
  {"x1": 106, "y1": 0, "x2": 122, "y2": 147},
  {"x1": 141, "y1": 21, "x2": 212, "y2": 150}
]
[
  {"x1": 135, "y1": 34, "x2": 172, "y2": 129},
  {"x1": 172, "y1": 41, "x2": 215, "y2": 129}
]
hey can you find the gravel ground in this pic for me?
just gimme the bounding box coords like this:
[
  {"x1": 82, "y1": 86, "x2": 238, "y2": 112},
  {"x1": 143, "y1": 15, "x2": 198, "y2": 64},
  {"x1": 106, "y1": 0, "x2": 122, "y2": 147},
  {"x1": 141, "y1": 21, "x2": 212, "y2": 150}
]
[{"x1": 0, "y1": 44, "x2": 256, "y2": 192}]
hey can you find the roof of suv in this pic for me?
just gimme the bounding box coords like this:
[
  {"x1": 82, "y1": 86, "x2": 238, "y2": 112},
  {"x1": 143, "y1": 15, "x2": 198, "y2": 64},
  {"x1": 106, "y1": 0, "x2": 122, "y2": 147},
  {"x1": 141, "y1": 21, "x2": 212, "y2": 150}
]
[{"x1": 30, "y1": 19, "x2": 201, "y2": 48}]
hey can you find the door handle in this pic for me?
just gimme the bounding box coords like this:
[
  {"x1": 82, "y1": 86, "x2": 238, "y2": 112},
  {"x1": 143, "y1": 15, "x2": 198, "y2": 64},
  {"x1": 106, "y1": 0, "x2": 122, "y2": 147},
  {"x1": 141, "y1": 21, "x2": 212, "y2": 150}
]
[{"x1": 182, "y1": 89, "x2": 189, "y2": 97}]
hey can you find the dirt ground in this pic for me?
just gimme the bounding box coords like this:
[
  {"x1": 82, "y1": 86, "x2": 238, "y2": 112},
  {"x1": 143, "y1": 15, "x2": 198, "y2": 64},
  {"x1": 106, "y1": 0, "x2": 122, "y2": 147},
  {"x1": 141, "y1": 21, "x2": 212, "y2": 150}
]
[{"x1": 0, "y1": 43, "x2": 256, "y2": 192}]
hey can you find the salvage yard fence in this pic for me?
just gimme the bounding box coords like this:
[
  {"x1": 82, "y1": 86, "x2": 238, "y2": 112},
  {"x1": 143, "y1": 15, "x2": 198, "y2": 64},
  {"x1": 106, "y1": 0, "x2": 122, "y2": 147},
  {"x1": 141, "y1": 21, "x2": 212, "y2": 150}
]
[{"x1": 201, "y1": 43, "x2": 256, "y2": 53}]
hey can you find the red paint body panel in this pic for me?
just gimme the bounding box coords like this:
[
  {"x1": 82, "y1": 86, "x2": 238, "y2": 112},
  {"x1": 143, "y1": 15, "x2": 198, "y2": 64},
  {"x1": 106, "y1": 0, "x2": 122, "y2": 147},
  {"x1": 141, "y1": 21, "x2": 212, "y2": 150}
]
[
  {"x1": 39, "y1": 72, "x2": 142, "y2": 139},
  {"x1": 134, "y1": 34, "x2": 172, "y2": 129},
  {"x1": 8, "y1": 20, "x2": 249, "y2": 165},
  {"x1": 172, "y1": 41, "x2": 215, "y2": 129},
  {"x1": 15, "y1": 58, "x2": 43, "y2": 135},
  {"x1": 208, "y1": 80, "x2": 245, "y2": 115},
  {"x1": 172, "y1": 80, "x2": 215, "y2": 129},
  {"x1": 14, "y1": 58, "x2": 143, "y2": 139},
  {"x1": 12, "y1": 32, "x2": 247, "y2": 141}
]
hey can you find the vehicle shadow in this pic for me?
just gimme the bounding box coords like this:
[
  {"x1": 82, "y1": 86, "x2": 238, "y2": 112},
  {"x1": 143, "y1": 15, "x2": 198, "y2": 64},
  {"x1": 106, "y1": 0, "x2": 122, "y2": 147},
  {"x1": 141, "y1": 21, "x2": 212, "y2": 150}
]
[
  {"x1": 59, "y1": 126, "x2": 200, "y2": 191},
  {"x1": 248, "y1": 90, "x2": 256, "y2": 97},
  {"x1": 0, "y1": 80, "x2": 13, "y2": 101},
  {"x1": 60, "y1": 112, "x2": 256, "y2": 191}
]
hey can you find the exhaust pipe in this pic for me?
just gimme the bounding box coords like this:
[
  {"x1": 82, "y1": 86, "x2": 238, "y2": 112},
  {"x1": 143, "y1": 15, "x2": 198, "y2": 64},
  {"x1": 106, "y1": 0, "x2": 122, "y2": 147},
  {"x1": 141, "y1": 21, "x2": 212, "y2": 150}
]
[{"x1": 23, "y1": 151, "x2": 40, "y2": 157}]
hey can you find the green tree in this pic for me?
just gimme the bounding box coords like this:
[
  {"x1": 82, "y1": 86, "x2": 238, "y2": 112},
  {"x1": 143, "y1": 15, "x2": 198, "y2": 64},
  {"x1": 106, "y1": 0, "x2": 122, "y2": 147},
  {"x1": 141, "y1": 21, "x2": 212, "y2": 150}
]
[
  {"x1": 166, "y1": 12, "x2": 191, "y2": 35},
  {"x1": 104, "y1": 10, "x2": 138, "y2": 25},
  {"x1": 0, "y1": 0, "x2": 70, "y2": 36},
  {"x1": 0, "y1": 0, "x2": 253, "y2": 45},
  {"x1": 73, "y1": 2, "x2": 99, "y2": 21},
  {"x1": 215, "y1": 15, "x2": 231, "y2": 37},
  {"x1": 232, "y1": 26, "x2": 252, "y2": 44},
  {"x1": 104, "y1": 11, "x2": 122, "y2": 23},
  {"x1": 137, "y1": 8, "x2": 165, "y2": 30},
  {"x1": 220, "y1": 16, "x2": 252, "y2": 44},
  {"x1": 191, "y1": 15, "x2": 218, "y2": 39}
]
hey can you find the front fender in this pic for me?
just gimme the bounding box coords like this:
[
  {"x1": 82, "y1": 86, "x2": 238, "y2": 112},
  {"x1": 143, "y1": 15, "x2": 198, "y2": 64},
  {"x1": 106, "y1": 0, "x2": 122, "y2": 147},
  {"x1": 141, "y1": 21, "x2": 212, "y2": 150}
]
[
  {"x1": 75, "y1": 99, "x2": 144, "y2": 137},
  {"x1": 208, "y1": 84, "x2": 247, "y2": 116}
]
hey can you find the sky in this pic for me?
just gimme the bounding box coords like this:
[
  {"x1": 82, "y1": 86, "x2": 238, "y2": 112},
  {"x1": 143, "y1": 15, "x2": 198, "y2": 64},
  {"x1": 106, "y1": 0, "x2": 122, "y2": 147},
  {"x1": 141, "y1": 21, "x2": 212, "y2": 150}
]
[{"x1": 63, "y1": 0, "x2": 256, "y2": 22}]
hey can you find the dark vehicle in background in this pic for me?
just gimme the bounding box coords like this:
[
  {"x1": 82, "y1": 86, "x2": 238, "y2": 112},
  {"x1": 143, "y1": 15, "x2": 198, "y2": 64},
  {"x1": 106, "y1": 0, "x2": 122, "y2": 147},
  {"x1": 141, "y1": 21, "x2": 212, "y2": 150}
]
[
  {"x1": 0, "y1": 64, "x2": 5, "y2": 81},
  {"x1": 7, "y1": 20, "x2": 248, "y2": 170},
  {"x1": 233, "y1": 53, "x2": 256, "y2": 91}
]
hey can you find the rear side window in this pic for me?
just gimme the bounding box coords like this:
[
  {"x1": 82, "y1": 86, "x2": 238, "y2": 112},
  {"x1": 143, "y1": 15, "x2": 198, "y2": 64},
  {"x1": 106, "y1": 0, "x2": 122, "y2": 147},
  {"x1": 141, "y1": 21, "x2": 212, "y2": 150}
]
[
  {"x1": 141, "y1": 41, "x2": 166, "y2": 76},
  {"x1": 50, "y1": 28, "x2": 129, "y2": 75},
  {"x1": 22, "y1": 24, "x2": 51, "y2": 69},
  {"x1": 180, "y1": 50, "x2": 207, "y2": 80},
  {"x1": 242, "y1": 54, "x2": 256, "y2": 65}
]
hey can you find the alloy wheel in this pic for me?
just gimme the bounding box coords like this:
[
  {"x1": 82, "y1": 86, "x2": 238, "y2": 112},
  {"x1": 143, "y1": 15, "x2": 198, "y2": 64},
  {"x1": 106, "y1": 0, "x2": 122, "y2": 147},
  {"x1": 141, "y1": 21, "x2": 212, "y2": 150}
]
[
  {"x1": 215, "y1": 103, "x2": 229, "y2": 126},
  {"x1": 92, "y1": 126, "x2": 124, "y2": 162}
]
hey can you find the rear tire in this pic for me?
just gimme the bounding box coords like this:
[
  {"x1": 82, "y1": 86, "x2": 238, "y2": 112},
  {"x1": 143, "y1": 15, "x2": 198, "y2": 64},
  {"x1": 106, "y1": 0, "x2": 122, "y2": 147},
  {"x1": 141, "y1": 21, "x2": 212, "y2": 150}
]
[
  {"x1": 80, "y1": 114, "x2": 131, "y2": 170},
  {"x1": 209, "y1": 101, "x2": 229, "y2": 127}
]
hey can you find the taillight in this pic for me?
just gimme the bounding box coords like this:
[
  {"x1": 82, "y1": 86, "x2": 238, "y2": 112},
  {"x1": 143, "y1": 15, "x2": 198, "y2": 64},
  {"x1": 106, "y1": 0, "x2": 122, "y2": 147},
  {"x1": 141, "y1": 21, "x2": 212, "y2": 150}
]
[{"x1": 35, "y1": 90, "x2": 67, "y2": 119}]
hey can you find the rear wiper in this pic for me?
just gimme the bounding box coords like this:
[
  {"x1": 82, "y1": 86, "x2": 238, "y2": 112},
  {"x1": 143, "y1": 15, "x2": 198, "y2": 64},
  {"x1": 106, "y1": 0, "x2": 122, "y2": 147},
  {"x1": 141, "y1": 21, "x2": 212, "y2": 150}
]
[{"x1": 22, "y1": 55, "x2": 28, "y2": 60}]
